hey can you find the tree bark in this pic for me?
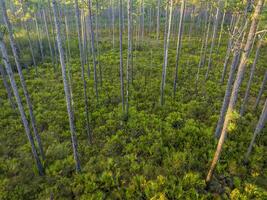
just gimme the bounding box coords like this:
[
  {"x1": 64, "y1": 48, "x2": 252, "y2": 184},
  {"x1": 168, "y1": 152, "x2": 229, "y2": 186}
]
[
  {"x1": 254, "y1": 70, "x2": 267, "y2": 110},
  {"x1": 245, "y1": 97, "x2": 267, "y2": 161},
  {"x1": 160, "y1": 0, "x2": 173, "y2": 106},
  {"x1": 0, "y1": 64, "x2": 16, "y2": 110},
  {"x1": 206, "y1": 0, "x2": 265, "y2": 184},
  {"x1": 0, "y1": 34, "x2": 44, "y2": 176},
  {"x1": 240, "y1": 37, "x2": 263, "y2": 116},
  {"x1": 173, "y1": 0, "x2": 185, "y2": 97},
  {"x1": 88, "y1": 0, "x2": 99, "y2": 101},
  {"x1": 52, "y1": 0, "x2": 81, "y2": 172},
  {"x1": 1, "y1": 0, "x2": 45, "y2": 161}
]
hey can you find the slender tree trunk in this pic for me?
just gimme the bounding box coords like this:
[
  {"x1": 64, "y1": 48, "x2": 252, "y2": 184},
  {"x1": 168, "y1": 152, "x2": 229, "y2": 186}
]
[
  {"x1": 217, "y1": 11, "x2": 226, "y2": 51},
  {"x1": 200, "y1": 7, "x2": 212, "y2": 68},
  {"x1": 0, "y1": 34, "x2": 44, "y2": 176},
  {"x1": 245, "y1": 97, "x2": 267, "y2": 161},
  {"x1": 156, "y1": 0, "x2": 160, "y2": 40},
  {"x1": 160, "y1": 0, "x2": 173, "y2": 106},
  {"x1": 0, "y1": 64, "x2": 16, "y2": 110},
  {"x1": 88, "y1": 0, "x2": 99, "y2": 101},
  {"x1": 1, "y1": 0, "x2": 45, "y2": 161},
  {"x1": 206, "y1": 0, "x2": 265, "y2": 184},
  {"x1": 112, "y1": 0, "x2": 115, "y2": 48},
  {"x1": 52, "y1": 0, "x2": 81, "y2": 172},
  {"x1": 173, "y1": 0, "x2": 185, "y2": 97},
  {"x1": 34, "y1": 12, "x2": 44, "y2": 61},
  {"x1": 43, "y1": 9, "x2": 55, "y2": 71},
  {"x1": 205, "y1": 1, "x2": 222, "y2": 80},
  {"x1": 240, "y1": 37, "x2": 263, "y2": 116},
  {"x1": 220, "y1": 15, "x2": 242, "y2": 84},
  {"x1": 214, "y1": 45, "x2": 241, "y2": 138},
  {"x1": 74, "y1": 0, "x2": 91, "y2": 142},
  {"x1": 126, "y1": 0, "x2": 132, "y2": 117},
  {"x1": 196, "y1": 7, "x2": 208, "y2": 84},
  {"x1": 254, "y1": 70, "x2": 267, "y2": 110},
  {"x1": 119, "y1": 0, "x2": 125, "y2": 113}
]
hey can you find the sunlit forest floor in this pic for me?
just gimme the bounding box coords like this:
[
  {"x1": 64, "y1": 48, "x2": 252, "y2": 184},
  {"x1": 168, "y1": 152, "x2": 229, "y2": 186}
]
[{"x1": 0, "y1": 35, "x2": 267, "y2": 199}]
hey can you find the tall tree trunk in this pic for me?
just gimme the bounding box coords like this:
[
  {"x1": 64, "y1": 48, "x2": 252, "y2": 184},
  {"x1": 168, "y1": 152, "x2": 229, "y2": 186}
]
[
  {"x1": 245, "y1": 97, "x2": 267, "y2": 161},
  {"x1": 0, "y1": 64, "x2": 16, "y2": 110},
  {"x1": 0, "y1": 34, "x2": 44, "y2": 176},
  {"x1": 112, "y1": 0, "x2": 115, "y2": 48},
  {"x1": 43, "y1": 9, "x2": 55, "y2": 71},
  {"x1": 200, "y1": 7, "x2": 212, "y2": 68},
  {"x1": 119, "y1": 0, "x2": 125, "y2": 113},
  {"x1": 1, "y1": 0, "x2": 45, "y2": 161},
  {"x1": 126, "y1": 0, "x2": 132, "y2": 116},
  {"x1": 74, "y1": 0, "x2": 91, "y2": 142},
  {"x1": 160, "y1": 0, "x2": 173, "y2": 106},
  {"x1": 156, "y1": 0, "x2": 160, "y2": 40},
  {"x1": 254, "y1": 70, "x2": 267, "y2": 110},
  {"x1": 34, "y1": 12, "x2": 44, "y2": 61},
  {"x1": 206, "y1": 0, "x2": 265, "y2": 184},
  {"x1": 52, "y1": 0, "x2": 81, "y2": 172},
  {"x1": 205, "y1": 1, "x2": 222, "y2": 80},
  {"x1": 217, "y1": 11, "x2": 226, "y2": 51},
  {"x1": 240, "y1": 37, "x2": 263, "y2": 116},
  {"x1": 173, "y1": 0, "x2": 185, "y2": 97},
  {"x1": 88, "y1": 0, "x2": 99, "y2": 101}
]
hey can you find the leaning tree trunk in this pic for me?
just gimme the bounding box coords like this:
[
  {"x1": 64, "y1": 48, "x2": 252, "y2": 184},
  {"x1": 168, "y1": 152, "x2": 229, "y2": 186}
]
[
  {"x1": 0, "y1": 33, "x2": 44, "y2": 176},
  {"x1": 206, "y1": 0, "x2": 265, "y2": 184},
  {"x1": 245, "y1": 97, "x2": 267, "y2": 161},
  {"x1": 254, "y1": 69, "x2": 267, "y2": 110},
  {"x1": 52, "y1": 0, "x2": 81, "y2": 173},
  {"x1": 0, "y1": 64, "x2": 16, "y2": 110},
  {"x1": 74, "y1": 0, "x2": 91, "y2": 142},
  {"x1": 1, "y1": 0, "x2": 45, "y2": 161},
  {"x1": 88, "y1": 0, "x2": 99, "y2": 101},
  {"x1": 160, "y1": 0, "x2": 173, "y2": 106},
  {"x1": 240, "y1": 37, "x2": 263, "y2": 116},
  {"x1": 173, "y1": 0, "x2": 185, "y2": 97}
]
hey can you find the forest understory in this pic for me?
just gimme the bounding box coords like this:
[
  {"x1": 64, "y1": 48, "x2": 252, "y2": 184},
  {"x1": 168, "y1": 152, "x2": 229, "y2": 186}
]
[{"x1": 0, "y1": 0, "x2": 267, "y2": 199}]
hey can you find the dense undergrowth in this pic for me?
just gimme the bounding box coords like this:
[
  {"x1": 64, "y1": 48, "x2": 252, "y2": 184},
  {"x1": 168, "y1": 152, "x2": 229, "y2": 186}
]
[{"x1": 0, "y1": 36, "x2": 267, "y2": 199}]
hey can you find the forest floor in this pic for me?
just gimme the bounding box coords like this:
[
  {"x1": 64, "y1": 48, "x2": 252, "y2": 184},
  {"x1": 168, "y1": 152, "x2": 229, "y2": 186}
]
[{"x1": 0, "y1": 36, "x2": 266, "y2": 199}]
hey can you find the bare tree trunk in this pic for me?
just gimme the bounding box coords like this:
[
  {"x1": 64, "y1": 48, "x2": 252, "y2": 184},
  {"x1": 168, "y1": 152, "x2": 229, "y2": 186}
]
[
  {"x1": 217, "y1": 11, "x2": 226, "y2": 51},
  {"x1": 1, "y1": 0, "x2": 45, "y2": 161},
  {"x1": 160, "y1": 0, "x2": 173, "y2": 106},
  {"x1": 88, "y1": 0, "x2": 99, "y2": 101},
  {"x1": 205, "y1": 1, "x2": 222, "y2": 80},
  {"x1": 254, "y1": 70, "x2": 267, "y2": 110},
  {"x1": 126, "y1": 0, "x2": 132, "y2": 117},
  {"x1": 74, "y1": 0, "x2": 91, "y2": 142},
  {"x1": 206, "y1": 0, "x2": 265, "y2": 184},
  {"x1": 173, "y1": 0, "x2": 185, "y2": 97},
  {"x1": 156, "y1": 0, "x2": 160, "y2": 40},
  {"x1": 119, "y1": 0, "x2": 125, "y2": 113},
  {"x1": 0, "y1": 64, "x2": 16, "y2": 110},
  {"x1": 240, "y1": 37, "x2": 263, "y2": 116},
  {"x1": 43, "y1": 9, "x2": 55, "y2": 71},
  {"x1": 245, "y1": 97, "x2": 267, "y2": 161},
  {"x1": 52, "y1": 0, "x2": 81, "y2": 172},
  {"x1": 200, "y1": 7, "x2": 212, "y2": 68},
  {"x1": 34, "y1": 12, "x2": 44, "y2": 61},
  {"x1": 0, "y1": 34, "x2": 44, "y2": 176}
]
